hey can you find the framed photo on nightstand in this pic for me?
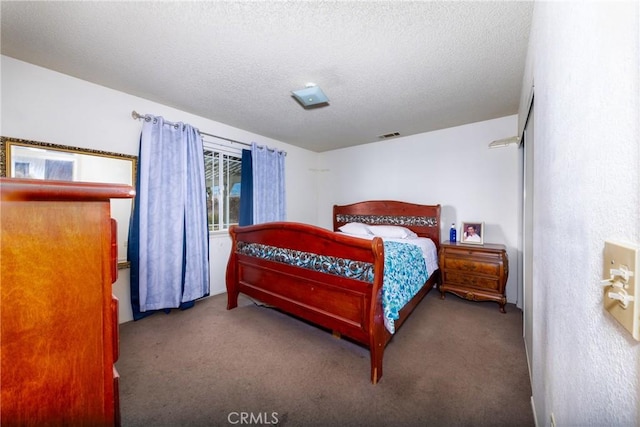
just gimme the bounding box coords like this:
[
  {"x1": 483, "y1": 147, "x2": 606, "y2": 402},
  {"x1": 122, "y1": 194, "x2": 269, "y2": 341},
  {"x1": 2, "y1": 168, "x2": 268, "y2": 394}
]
[{"x1": 461, "y1": 222, "x2": 484, "y2": 245}]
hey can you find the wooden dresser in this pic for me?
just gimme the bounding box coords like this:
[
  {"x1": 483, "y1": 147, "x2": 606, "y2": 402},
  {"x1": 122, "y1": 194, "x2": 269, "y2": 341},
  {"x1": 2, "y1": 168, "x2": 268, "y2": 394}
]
[
  {"x1": 1, "y1": 178, "x2": 134, "y2": 426},
  {"x1": 438, "y1": 241, "x2": 509, "y2": 313}
]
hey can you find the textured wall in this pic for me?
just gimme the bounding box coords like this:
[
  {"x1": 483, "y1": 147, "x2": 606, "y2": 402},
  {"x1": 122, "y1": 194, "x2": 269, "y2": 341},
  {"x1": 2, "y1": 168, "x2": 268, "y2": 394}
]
[
  {"x1": 317, "y1": 115, "x2": 521, "y2": 303},
  {"x1": 1, "y1": 56, "x2": 319, "y2": 322},
  {"x1": 527, "y1": 2, "x2": 640, "y2": 425}
]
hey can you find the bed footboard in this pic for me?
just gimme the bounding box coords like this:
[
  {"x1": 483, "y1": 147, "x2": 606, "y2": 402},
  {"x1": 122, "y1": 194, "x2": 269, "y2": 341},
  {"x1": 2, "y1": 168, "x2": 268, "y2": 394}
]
[{"x1": 225, "y1": 221, "x2": 387, "y2": 383}]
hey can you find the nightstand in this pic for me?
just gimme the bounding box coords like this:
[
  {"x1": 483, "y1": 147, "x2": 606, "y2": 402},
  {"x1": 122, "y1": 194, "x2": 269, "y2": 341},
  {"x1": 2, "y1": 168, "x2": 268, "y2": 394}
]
[{"x1": 438, "y1": 241, "x2": 509, "y2": 313}]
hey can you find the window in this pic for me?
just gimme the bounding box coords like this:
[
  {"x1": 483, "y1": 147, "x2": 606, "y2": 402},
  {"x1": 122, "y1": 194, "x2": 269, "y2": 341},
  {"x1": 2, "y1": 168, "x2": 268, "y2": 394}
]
[{"x1": 203, "y1": 144, "x2": 242, "y2": 232}]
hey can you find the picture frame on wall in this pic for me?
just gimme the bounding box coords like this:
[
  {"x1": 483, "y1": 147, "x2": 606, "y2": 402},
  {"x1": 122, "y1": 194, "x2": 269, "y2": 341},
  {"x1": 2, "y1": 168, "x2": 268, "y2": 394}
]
[{"x1": 461, "y1": 222, "x2": 484, "y2": 245}]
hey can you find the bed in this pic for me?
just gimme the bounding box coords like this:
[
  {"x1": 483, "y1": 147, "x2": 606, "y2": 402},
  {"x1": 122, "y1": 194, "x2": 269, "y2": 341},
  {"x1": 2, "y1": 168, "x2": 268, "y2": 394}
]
[{"x1": 225, "y1": 200, "x2": 441, "y2": 384}]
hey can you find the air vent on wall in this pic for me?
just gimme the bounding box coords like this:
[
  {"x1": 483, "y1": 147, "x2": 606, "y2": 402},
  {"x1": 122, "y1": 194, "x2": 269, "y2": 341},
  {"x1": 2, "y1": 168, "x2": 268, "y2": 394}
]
[{"x1": 378, "y1": 132, "x2": 401, "y2": 139}]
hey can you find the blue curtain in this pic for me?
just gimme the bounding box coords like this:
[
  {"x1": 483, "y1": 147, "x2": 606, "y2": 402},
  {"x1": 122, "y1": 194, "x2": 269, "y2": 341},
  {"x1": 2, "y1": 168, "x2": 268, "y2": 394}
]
[
  {"x1": 238, "y1": 149, "x2": 253, "y2": 226},
  {"x1": 128, "y1": 115, "x2": 210, "y2": 320},
  {"x1": 251, "y1": 142, "x2": 286, "y2": 223}
]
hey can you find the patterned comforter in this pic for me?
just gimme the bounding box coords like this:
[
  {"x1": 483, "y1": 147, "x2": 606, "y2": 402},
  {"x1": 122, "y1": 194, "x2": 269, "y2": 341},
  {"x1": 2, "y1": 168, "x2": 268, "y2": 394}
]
[
  {"x1": 380, "y1": 241, "x2": 429, "y2": 333},
  {"x1": 235, "y1": 239, "x2": 432, "y2": 334}
]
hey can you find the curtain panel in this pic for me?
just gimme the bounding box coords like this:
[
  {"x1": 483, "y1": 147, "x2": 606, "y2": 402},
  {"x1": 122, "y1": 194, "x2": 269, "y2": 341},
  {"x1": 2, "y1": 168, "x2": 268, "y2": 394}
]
[
  {"x1": 129, "y1": 116, "x2": 210, "y2": 320},
  {"x1": 251, "y1": 142, "x2": 286, "y2": 224},
  {"x1": 238, "y1": 149, "x2": 253, "y2": 226}
]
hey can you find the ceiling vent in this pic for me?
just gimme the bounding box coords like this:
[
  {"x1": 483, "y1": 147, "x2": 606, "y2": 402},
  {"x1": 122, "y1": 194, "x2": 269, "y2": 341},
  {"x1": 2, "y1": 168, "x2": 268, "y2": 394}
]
[{"x1": 378, "y1": 132, "x2": 401, "y2": 139}]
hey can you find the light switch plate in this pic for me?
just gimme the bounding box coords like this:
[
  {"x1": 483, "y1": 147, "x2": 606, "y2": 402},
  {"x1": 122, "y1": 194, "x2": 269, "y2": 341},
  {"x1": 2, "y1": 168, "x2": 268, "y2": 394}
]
[{"x1": 603, "y1": 241, "x2": 639, "y2": 341}]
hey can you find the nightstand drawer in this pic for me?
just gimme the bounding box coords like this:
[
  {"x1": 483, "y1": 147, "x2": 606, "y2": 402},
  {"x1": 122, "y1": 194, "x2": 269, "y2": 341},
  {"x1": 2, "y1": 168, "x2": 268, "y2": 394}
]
[
  {"x1": 444, "y1": 271, "x2": 500, "y2": 291},
  {"x1": 443, "y1": 257, "x2": 501, "y2": 276}
]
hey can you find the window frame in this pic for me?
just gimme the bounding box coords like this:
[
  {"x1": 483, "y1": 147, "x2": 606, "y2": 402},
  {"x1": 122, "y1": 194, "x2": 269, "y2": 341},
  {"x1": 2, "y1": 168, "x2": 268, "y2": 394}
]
[{"x1": 202, "y1": 141, "x2": 243, "y2": 234}]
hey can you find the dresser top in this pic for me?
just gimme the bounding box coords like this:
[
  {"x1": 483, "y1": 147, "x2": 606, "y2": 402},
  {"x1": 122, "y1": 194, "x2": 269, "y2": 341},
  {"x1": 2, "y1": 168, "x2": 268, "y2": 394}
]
[
  {"x1": 441, "y1": 241, "x2": 506, "y2": 251},
  {"x1": 1, "y1": 177, "x2": 135, "y2": 202}
]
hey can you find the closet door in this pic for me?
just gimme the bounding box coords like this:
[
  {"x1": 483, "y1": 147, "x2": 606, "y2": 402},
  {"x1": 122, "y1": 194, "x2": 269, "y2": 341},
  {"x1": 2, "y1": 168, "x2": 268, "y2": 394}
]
[{"x1": 522, "y1": 102, "x2": 535, "y2": 378}]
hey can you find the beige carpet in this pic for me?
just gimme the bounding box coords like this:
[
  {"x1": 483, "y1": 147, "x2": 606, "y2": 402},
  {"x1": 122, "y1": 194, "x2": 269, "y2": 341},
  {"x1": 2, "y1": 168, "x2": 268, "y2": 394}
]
[{"x1": 116, "y1": 290, "x2": 534, "y2": 426}]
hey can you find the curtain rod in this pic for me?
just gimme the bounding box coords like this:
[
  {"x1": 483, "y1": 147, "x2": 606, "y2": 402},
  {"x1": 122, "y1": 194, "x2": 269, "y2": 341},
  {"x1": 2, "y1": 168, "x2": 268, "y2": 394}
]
[{"x1": 131, "y1": 110, "x2": 251, "y2": 148}]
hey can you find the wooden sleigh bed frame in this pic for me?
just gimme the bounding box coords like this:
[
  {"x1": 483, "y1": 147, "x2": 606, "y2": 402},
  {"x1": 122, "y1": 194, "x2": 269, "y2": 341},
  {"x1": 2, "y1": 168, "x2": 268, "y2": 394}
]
[{"x1": 225, "y1": 200, "x2": 441, "y2": 384}]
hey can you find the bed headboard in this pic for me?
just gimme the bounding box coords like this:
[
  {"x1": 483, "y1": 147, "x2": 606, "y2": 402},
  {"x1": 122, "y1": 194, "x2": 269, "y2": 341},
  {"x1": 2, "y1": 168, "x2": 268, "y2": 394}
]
[{"x1": 333, "y1": 200, "x2": 441, "y2": 249}]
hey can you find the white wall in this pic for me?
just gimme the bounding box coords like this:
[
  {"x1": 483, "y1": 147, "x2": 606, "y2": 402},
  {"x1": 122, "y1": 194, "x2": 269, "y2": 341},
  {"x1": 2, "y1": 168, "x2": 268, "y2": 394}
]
[
  {"x1": 318, "y1": 116, "x2": 522, "y2": 303},
  {"x1": 1, "y1": 56, "x2": 319, "y2": 323},
  {"x1": 1, "y1": 56, "x2": 521, "y2": 321},
  {"x1": 525, "y1": 2, "x2": 640, "y2": 426}
]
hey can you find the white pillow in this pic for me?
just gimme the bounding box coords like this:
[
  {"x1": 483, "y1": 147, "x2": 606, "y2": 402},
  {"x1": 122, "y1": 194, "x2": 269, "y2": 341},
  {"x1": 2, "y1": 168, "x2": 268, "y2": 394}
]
[
  {"x1": 366, "y1": 225, "x2": 418, "y2": 239},
  {"x1": 338, "y1": 222, "x2": 372, "y2": 236}
]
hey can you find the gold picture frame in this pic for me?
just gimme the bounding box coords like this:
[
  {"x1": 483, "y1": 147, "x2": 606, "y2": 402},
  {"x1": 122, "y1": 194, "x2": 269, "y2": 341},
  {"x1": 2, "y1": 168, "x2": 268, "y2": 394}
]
[{"x1": 1, "y1": 136, "x2": 137, "y2": 268}]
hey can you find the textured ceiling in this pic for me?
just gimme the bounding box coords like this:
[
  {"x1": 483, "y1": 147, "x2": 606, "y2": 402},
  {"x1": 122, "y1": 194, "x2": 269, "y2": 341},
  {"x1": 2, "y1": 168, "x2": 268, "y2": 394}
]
[{"x1": 1, "y1": 1, "x2": 533, "y2": 152}]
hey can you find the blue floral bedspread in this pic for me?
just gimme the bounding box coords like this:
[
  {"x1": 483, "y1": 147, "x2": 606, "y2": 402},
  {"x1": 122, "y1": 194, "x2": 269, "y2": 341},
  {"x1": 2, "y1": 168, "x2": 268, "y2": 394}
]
[{"x1": 381, "y1": 241, "x2": 429, "y2": 333}]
